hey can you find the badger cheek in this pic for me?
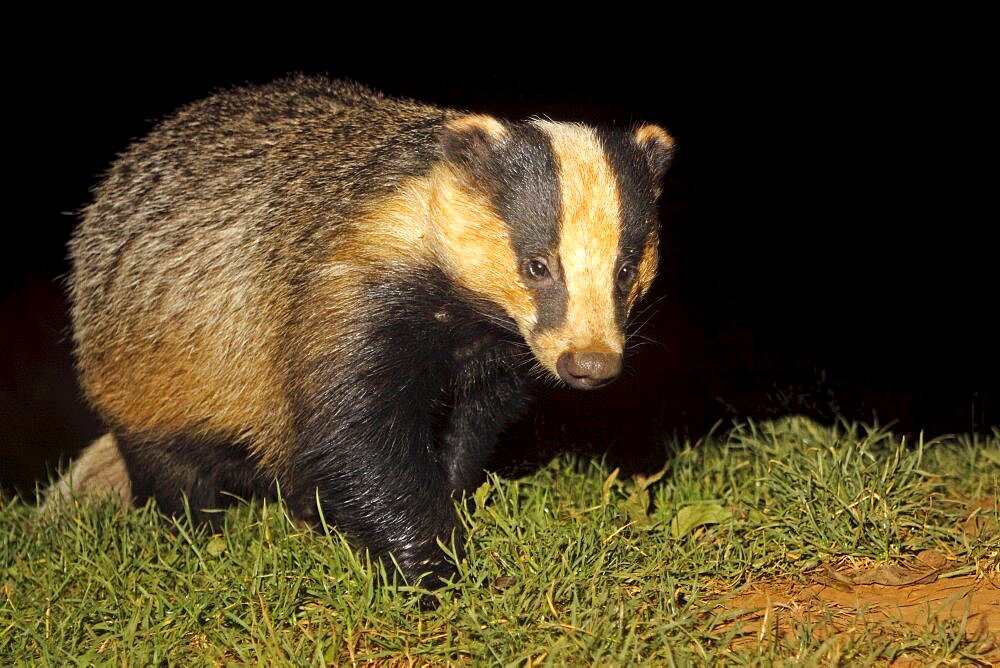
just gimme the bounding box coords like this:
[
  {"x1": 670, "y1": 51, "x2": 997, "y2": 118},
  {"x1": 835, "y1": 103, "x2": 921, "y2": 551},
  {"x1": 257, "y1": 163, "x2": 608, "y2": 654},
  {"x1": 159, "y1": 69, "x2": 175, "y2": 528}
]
[
  {"x1": 525, "y1": 329, "x2": 562, "y2": 379},
  {"x1": 629, "y1": 233, "x2": 660, "y2": 312}
]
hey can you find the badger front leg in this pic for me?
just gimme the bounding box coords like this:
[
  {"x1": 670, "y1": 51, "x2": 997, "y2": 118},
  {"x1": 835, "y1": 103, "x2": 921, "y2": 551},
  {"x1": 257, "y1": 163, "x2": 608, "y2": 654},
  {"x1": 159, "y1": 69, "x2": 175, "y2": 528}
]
[
  {"x1": 289, "y1": 361, "x2": 460, "y2": 589},
  {"x1": 441, "y1": 359, "x2": 528, "y2": 495}
]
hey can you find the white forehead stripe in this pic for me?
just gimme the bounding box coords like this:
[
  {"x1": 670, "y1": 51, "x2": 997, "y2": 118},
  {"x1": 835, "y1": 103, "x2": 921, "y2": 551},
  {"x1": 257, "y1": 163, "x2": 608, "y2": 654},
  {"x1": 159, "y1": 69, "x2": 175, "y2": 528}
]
[{"x1": 533, "y1": 121, "x2": 624, "y2": 353}]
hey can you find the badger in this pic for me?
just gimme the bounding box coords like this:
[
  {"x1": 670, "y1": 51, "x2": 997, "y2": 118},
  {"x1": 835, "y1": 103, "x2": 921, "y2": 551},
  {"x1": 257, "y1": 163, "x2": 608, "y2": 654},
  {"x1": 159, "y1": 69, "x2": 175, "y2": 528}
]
[{"x1": 52, "y1": 76, "x2": 673, "y2": 589}]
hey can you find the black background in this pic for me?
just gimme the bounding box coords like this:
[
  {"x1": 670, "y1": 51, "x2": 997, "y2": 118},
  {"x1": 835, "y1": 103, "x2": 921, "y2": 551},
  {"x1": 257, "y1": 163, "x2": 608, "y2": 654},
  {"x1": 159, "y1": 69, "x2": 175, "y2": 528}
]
[{"x1": 2, "y1": 45, "x2": 995, "y2": 495}]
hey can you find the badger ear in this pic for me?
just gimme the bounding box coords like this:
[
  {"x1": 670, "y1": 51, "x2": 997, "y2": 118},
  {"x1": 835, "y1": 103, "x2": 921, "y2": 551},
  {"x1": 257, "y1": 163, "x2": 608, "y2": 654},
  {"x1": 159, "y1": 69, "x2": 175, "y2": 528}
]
[
  {"x1": 633, "y1": 124, "x2": 675, "y2": 184},
  {"x1": 441, "y1": 114, "x2": 508, "y2": 170}
]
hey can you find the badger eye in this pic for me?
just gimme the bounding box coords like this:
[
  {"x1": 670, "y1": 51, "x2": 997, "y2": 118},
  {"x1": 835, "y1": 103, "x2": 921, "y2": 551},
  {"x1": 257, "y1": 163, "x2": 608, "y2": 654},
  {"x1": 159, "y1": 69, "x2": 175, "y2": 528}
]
[
  {"x1": 523, "y1": 258, "x2": 551, "y2": 282},
  {"x1": 617, "y1": 263, "x2": 637, "y2": 290}
]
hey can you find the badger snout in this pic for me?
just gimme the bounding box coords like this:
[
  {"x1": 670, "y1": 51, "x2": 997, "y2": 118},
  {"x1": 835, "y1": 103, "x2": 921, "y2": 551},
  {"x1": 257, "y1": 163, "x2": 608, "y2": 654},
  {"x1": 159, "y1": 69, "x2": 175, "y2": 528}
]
[{"x1": 556, "y1": 351, "x2": 622, "y2": 390}]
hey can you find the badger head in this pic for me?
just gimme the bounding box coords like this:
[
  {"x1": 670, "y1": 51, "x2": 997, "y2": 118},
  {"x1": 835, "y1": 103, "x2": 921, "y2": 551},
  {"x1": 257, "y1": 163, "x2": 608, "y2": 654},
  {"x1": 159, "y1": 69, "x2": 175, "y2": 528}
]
[{"x1": 431, "y1": 114, "x2": 674, "y2": 389}]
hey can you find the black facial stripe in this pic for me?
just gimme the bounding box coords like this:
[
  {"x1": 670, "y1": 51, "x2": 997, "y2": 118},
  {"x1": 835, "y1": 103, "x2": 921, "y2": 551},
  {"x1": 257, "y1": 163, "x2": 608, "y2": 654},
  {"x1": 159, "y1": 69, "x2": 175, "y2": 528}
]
[
  {"x1": 489, "y1": 125, "x2": 561, "y2": 253},
  {"x1": 485, "y1": 125, "x2": 566, "y2": 333},
  {"x1": 597, "y1": 129, "x2": 661, "y2": 326},
  {"x1": 597, "y1": 129, "x2": 659, "y2": 257}
]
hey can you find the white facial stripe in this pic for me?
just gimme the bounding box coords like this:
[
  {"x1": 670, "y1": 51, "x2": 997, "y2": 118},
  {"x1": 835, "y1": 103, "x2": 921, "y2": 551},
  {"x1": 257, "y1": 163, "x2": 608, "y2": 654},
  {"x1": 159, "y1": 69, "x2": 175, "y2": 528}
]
[{"x1": 535, "y1": 121, "x2": 623, "y2": 354}]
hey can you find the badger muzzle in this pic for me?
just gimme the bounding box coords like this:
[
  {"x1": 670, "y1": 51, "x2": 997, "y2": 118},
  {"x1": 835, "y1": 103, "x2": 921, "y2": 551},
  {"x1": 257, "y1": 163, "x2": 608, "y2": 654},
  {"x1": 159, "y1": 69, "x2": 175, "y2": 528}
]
[{"x1": 556, "y1": 350, "x2": 622, "y2": 389}]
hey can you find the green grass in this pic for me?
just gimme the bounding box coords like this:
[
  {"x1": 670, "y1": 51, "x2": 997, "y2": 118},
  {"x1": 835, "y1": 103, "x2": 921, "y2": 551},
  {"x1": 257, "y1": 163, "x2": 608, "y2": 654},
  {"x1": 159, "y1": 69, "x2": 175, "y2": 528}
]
[{"x1": 3, "y1": 417, "x2": 998, "y2": 665}]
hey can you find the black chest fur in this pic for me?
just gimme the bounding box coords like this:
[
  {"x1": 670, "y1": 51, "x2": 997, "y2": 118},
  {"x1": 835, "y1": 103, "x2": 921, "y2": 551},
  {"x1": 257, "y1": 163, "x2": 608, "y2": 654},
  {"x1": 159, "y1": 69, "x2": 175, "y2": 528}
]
[
  {"x1": 364, "y1": 268, "x2": 526, "y2": 403},
  {"x1": 280, "y1": 267, "x2": 531, "y2": 583},
  {"x1": 117, "y1": 265, "x2": 531, "y2": 597}
]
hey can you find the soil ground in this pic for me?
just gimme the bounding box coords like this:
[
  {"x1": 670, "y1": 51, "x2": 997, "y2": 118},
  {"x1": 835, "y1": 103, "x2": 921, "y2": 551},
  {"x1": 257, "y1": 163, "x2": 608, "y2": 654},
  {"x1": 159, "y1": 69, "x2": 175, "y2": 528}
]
[
  {"x1": 723, "y1": 556, "x2": 999, "y2": 662},
  {"x1": 721, "y1": 496, "x2": 999, "y2": 662}
]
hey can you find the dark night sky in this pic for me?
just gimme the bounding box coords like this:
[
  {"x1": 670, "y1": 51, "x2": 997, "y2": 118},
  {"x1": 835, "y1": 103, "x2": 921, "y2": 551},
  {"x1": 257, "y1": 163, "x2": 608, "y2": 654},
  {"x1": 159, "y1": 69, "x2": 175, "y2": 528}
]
[{"x1": 2, "y1": 46, "x2": 995, "y2": 494}]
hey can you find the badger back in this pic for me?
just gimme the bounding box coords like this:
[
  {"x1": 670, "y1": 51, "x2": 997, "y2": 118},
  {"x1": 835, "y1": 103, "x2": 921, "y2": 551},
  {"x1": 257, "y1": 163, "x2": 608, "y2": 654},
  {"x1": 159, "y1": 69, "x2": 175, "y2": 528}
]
[{"x1": 68, "y1": 77, "x2": 458, "y2": 464}]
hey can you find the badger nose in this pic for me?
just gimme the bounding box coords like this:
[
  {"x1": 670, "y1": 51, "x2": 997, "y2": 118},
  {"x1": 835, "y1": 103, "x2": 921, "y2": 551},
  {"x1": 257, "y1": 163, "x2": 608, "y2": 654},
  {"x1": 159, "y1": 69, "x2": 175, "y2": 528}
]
[{"x1": 556, "y1": 351, "x2": 623, "y2": 390}]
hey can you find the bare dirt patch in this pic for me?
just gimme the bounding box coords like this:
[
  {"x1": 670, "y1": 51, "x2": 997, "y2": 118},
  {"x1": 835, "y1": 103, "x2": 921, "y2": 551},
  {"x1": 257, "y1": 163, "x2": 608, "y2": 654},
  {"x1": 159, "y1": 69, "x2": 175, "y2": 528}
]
[
  {"x1": 717, "y1": 493, "x2": 1000, "y2": 662},
  {"x1": 722, "y1": 558, "x2": 999, "y2": 663}
]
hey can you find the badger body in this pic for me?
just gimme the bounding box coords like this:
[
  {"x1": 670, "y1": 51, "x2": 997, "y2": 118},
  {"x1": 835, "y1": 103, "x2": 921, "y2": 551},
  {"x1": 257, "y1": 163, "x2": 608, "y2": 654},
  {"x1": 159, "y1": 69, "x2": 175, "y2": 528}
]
[{"x1": 63, "y1": 76, "x2": 673, "y2": 585}]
